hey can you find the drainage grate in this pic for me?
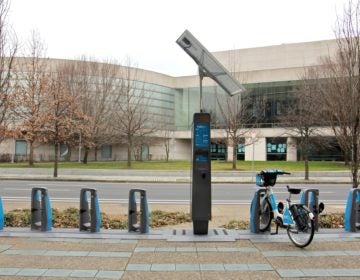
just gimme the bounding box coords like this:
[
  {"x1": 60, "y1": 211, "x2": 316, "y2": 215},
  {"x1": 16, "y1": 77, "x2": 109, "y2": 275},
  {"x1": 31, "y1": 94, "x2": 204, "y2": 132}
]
[{"x1": 172, "y1": 229, "x2": 229, "y2": 236}]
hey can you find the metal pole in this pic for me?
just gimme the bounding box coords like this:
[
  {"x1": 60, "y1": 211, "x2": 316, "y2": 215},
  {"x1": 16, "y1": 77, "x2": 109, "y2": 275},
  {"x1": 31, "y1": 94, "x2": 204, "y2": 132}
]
[
  {"x1": 199, "y1": 68, "x2": 203, "y2": 112},
  {"x1": 252, "y1": 140, "x2": 255, "y2": 182},
  {"x1": 78, "y1": 132, "x2": 82, "y2": 163},
  {"x1": 11, "y1": 118, "x2": 15, "y2": 163}
]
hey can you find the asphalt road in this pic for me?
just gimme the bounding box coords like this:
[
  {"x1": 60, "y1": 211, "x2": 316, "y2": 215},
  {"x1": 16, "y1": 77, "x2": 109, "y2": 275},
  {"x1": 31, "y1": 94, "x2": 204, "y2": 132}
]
[{"x1": 0, "y1": 180, "x2": 349, "y2": 205}]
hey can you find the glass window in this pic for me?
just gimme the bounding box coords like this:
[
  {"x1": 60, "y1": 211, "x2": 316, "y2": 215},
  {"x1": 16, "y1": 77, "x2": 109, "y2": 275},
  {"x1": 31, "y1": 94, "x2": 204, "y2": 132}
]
[
  {"x1": 266, "y1": 138, "x2": 287, "y2": 161},
  {"x1": 101, "y1": 144, "x2": 112, "y2": 159},
  {"x1": 210, "y1": 143, "x2": 226, "y2": 160},
  {"x1": 15, "y1": 140, "x2": 27, "y2": 156},
  {"x1": 60, "y1": 143, "x2": 69, "y2": 157}
]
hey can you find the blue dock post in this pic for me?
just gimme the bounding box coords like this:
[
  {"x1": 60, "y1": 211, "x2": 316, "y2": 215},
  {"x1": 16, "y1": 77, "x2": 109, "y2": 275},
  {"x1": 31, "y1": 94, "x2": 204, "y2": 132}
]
[
  {"x1": 79, "y1": 188, "x2": 101, "y2": 232},
  {"x1": 31, "y1": 187, "x2": 52, "y2": 231}
]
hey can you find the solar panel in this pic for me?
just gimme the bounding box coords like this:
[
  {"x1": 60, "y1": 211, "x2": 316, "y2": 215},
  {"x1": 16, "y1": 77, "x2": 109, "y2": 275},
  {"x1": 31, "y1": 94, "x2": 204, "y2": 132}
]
[{"x1": 176, "y1": 30, "x2": 246, "y2": 96}]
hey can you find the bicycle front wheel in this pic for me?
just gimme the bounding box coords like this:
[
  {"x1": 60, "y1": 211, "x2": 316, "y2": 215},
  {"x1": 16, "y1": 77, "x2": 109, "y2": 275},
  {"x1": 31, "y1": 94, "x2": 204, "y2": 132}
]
[
  {"x1": 259, "y1": 198, "x2": 272, "y2": 232},
  {"x1": 287, "y1": 213, "x2": 315, "y2": 248}
]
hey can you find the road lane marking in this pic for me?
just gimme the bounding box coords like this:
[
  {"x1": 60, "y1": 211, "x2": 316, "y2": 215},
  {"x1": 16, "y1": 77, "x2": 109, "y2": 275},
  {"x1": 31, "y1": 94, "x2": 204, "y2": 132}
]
[
  {"x1": 4, "y1": 188, "x2": 72, "y2": 192},
  {"x1": 28, "y1": 183, "x2": 87, "y2": 187}
]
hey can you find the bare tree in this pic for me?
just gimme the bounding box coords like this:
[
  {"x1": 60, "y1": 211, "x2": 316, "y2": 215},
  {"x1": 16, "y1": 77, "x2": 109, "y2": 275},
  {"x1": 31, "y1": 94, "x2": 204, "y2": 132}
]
[
  {"x1": 110, "y1": 59, "x2": 158, "y2": 168},
  {"x1": 319, "y1": 0, "x2": 360, "y2": 188},
  {"x1": 61, "y1": 58, "x2": 118, "y2": 163},
  {"x1": 37, "y1": 65, "x2": 86, "y2": 177},
  {"x1": 13, "y1": 30, "x2": 48, "y2": 166},
  {"x1": 163, "y1": 128, "x2": 172, "y2": 162},
  {"x1": 282, "y1": 67, "x2": 323, "y2": 180},
  {"x1": 0, "y1": 0, "x2": 17, "y2": 141},
  {"x1": 217, "y1": 91, "x2": 260, "y2": 169}
]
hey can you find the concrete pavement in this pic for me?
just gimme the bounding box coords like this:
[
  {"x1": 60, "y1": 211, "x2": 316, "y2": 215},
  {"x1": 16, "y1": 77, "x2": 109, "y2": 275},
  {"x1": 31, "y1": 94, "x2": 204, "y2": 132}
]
[
  {"x1": 0, "y1": 167, "x2": 359, "y2": 279},
  {"x1": 0, "y1": 168, "x2": 354, "y2": 183},
  {"x1": 0, "y1": 228, "x2": 360, "y2": 279}
]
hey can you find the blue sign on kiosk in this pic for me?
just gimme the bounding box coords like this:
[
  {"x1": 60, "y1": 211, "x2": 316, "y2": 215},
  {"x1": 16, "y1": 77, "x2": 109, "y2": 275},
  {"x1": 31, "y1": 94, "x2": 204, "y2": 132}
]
[{"x1": 191, "y1": 113, "x2": 211, "y2": 234}]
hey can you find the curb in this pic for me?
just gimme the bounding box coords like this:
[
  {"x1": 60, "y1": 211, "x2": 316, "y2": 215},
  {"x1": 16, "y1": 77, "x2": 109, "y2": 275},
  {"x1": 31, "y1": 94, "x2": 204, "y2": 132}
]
[{"x1": 0, "y1": 175, "x2": 353, "y2": 184}]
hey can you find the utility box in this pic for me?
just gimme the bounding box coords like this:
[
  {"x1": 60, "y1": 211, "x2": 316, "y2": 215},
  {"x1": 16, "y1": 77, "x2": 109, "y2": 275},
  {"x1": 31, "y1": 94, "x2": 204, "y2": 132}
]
[{"x1": 191, "y1": 112, "x2": 211, "y2": 235}]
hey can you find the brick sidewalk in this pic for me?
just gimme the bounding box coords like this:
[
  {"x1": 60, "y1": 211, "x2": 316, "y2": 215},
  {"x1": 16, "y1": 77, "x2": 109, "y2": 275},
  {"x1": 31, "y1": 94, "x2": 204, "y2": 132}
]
[{"x1": 0, "y1": 229, "x2": 359, "y2": 279}]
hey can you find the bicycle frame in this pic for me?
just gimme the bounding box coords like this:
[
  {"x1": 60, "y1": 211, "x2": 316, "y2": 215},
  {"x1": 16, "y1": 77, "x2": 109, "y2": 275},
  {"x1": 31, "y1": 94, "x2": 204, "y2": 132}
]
[{"x1": 265, "y1": 186, "x2": 299, "y2": 227}]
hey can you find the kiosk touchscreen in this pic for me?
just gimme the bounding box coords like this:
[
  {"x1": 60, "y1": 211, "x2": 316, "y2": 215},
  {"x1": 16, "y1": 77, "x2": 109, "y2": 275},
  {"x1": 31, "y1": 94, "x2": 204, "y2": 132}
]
[{"x1": 191, "y1": 112, "x2": 211, "y2": 234}]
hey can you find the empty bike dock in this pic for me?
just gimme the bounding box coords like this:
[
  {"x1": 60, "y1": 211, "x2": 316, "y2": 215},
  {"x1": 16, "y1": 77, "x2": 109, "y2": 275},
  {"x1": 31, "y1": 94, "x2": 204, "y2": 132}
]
[
  {"x1": 0, "y1": 195, "x2": 3, "y2": 230},
  {"x1": 128, "y1": 189, "x2": 149, "y2": 234},
  {"x1": 1, "y1": 187, "x2": 150, "y2": 235},
  {"x1": 31, "y1": 187, "x2": 52, "y2": 232},
  {"x1": 345, "y1": 188, "x2": 360, "y2": 232}
]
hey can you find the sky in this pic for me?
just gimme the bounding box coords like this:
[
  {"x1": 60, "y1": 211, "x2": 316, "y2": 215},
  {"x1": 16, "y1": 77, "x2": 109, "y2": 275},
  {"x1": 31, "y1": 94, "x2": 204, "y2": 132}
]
[{"x1": 9, "y1": 0, "x2": 350, "y2": 76}]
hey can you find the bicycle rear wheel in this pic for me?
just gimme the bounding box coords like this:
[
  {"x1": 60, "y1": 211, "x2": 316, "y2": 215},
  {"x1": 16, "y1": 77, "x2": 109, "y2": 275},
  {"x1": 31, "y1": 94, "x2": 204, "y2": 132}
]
[
  {"x1": 287, "y1": 210, "x2": 315, "y2": 248},
  {"x1": 259, "y1": 198, "x2": 272, "y2": 232}
]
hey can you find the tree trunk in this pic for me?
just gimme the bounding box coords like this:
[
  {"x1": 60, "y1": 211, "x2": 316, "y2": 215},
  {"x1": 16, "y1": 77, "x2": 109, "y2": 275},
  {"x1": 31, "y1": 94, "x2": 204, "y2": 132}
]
[
  {"x1": 127, "y1": 137, "x2": 132, "y2": 168},
  {"x1": 232, "y1": 144, "x2": 237, "y2": 170},
  {"x1": 303, "y1": 141, "x2": 309, "y2": 180},
  {"x1": 53, "y1": 143, "x2": 58, "y2": 178},
  {"x1": 94, "y1": 146, "x2": 98, "y2": 161},
  {"x1": 351, "y1": 135, "x2": 359, "y2": 188},
  {"x1": 83, "y1": 147, "x2": 89, "y2": 164},
  {"x1": 165, "y1": 141, "x2": 169, "y2": 162},
  {"x1": 304, "y1": 156, "x2": 309, "y2": 180},
  {"x1": 29, "y1": 140, "x2": 34, "y2": 166}
]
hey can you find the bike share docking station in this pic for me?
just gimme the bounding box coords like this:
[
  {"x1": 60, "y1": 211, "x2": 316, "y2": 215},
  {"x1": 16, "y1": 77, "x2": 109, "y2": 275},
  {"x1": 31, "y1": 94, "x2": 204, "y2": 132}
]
[
  {"x1": 300, "y1": 189, "x2": 325, "y2": 231},
  {"x1": 128, "y1": 189, "x2": 149, "y2": 234},
  {"x1": 191, "y1": 113, "x2": 212, "y2": 235},
  {"x1": 79, "y1": 188, "x2": 101, "y2": 233},
  {"x1": 250, "y1": 170, "x2": 279, "y2": 234},
  {"x1": 250, "y1": 188, "x2": 268, "y2": 233},
  {"x1": 345, "y1": 188, "x2": 360, "y2": 232},
  {"x1": 250, "y1": 170, "x2": 324, "y2": 235},
  {"x1": 176, "y1": 30, "x2": 246, "y2": 235},
  {"x1": 31, "y1": 187, "x2": 52, "y2": 232}
]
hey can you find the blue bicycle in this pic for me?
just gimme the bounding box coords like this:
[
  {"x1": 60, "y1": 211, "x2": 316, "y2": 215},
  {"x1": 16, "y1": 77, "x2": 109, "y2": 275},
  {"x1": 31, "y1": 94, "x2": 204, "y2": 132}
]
[{"x1": 257, "y1": 170, "x2": 315, "y2": 248}]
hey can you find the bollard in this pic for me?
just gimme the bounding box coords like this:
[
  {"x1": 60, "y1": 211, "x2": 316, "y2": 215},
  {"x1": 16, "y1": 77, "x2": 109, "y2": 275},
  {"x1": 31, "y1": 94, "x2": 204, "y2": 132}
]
[
  {"x1": 250, "y1": 189, "x2": 269, "y2": 233},
  {"x1": 79, "y1": 188, "x2": 101, "y2": 232},
  {"x1": 300, "y1": 189, "x2": 324, "y2": 231},
  {"x1": 0, "y1": 196, "x2": 4, "y2": 230},
  {"x1": 31, "y1": 188, "x2": 52, "y2": 231},
  {"x1": 345, "y1": 188, "x2": 360, "y2": 232},
  {"x1": 128, "y1": 189, "x2": 149, "y2": 233}
]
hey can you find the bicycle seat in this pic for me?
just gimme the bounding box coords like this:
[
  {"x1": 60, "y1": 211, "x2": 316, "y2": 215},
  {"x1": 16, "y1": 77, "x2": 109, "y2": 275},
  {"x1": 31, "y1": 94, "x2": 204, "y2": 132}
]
[{"x1": 287, "y1": 186, "x2": 302, "y2": 195}]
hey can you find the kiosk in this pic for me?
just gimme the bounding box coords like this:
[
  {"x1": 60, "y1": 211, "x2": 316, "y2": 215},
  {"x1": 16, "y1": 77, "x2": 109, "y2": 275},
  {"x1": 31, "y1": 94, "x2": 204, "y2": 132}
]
[{"x1": 191, "y1": 112, "x2": 211, "y2": 234}]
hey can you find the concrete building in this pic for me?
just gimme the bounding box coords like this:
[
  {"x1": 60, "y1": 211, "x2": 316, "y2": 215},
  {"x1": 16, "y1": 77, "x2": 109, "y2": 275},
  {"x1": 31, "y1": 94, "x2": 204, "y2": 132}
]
[{"x1": 0, "y1": 39, "x2": 343, "y2": 162}]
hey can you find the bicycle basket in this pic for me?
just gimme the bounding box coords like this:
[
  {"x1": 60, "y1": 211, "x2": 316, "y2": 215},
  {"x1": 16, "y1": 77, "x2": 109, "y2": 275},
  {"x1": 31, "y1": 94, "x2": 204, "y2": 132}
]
[
  {"x1": 255, "y1": 174, "x2": 264, "y2": 186},
  {"x1": 290, "y1": 204, "x2": 308, "y2": 231},
  {"x1": 256, "y1": 171, "x2": 277, "y2": 187}
]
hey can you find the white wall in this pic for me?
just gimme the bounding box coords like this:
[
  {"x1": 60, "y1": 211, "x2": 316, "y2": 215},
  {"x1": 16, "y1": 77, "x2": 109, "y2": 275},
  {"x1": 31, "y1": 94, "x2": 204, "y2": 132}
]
[{"x1": 245, "y1": 137, "x2": 267, "y2": 161}]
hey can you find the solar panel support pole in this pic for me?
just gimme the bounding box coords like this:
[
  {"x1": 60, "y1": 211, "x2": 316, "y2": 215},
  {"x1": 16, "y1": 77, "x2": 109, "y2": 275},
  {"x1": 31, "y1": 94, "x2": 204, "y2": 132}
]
[{"x1": 199, "y1": 66, "x2": 204, "y2": 112}]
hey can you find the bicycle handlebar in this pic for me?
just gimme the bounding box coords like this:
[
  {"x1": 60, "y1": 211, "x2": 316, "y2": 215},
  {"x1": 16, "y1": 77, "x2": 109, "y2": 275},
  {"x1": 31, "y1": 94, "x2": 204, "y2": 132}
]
[
  {"x1": 256, "y1": 169, "x2": 290, "y2": 187},
  {"x1": 259, "y1": 169, "x2": 291, "y2": 176}
]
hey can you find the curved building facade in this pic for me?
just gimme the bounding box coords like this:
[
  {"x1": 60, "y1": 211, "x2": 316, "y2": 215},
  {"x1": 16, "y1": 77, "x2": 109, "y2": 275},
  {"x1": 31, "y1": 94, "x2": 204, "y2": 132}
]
[{"x1": 0, "y1": 39, "x2": 343, "y2": 162}]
